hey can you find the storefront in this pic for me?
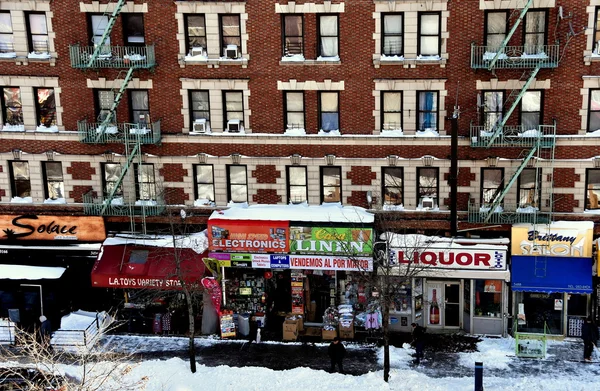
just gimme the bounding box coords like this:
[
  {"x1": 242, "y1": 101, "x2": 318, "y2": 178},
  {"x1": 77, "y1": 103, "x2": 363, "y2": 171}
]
[
  {"x1": 388, "y1": 235, "x2": 510, "y2": 336},
  {"x1": 511, "y1": 222, "x2": 594, "y2": 337},
  {"x1": 0, "y1": 214, "x2": 105, "y2": 331}
]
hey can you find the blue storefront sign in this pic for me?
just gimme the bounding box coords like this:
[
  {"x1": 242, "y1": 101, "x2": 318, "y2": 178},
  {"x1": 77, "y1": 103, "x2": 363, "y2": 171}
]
[
  {"x1": 270, "y1": 254, "x2": 290, "y2": 269},
  {"x1": 511, "y1": 255, "x2": 593, "y2": 294}
]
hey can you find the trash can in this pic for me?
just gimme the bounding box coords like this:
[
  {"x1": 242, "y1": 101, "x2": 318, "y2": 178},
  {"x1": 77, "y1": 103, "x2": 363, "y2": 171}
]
[{"x1": 238, "y1": 314, "x2": 250, "y2": 336}]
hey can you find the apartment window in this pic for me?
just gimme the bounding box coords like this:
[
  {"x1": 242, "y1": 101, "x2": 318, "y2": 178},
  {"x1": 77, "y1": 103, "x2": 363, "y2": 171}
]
[
  {"x1": 9, "y1": 161, "x2": 31, "y2": 198},
  {"x1": 417, "y1": 91, "x2": 438, "y2": 131},
  {"x1": 284, "y1": 92, "x2": 304, "y2": 130},
  {"x1": 382, "y1": 91, "x2": 402, "y2": 131},
  {"x1": 26, "y1": 12, "x2": 48, "y2": 53},
  {"x1": 1, "y1": 87, "x2": 23, "y2": 125},
  {"x1": 220, "y1": 15, "x2": 241, "y2": 57},
  {"x1": 101, "y1": 163, "x2": 123, "y2": 198},
  {"x1": 517, "y1": 168, "x2": 541, "y2": 209},
  {"x1": 190, "y1": 90, "x2": 210, "y2": 126},
  {"x1": 418, "y1": 12, "x2": 440, "y2": 56},
  {"x1": 35, "y1": 88, "x2": 56, "y2": 127},
  {"x1": 95, "y1": 90, "x2": 115, "y2": 123},
  {"x1": 585, "y1": 169, "x2": 600, "y2": 210},
  {"x1": 485, "y1": 11, "x2": 508, "y2": 49},
  {"x1": 318, "y1": 15, "x2": 338, "y2": 58},
  {"x1": 89, "y1": 15, "x2": 110, "y2": 46},
  {"x1": 382, "y1": 13, "x2": 403, "y2": 56},
  {"x1": 482, "y1": 91, "x2": 504, "y2": 131},
  {"x1": 130, "y1": 90, "x2": 149, "y2": 124},
  {"x1": 227, "y1": 165, "x2": 248, "y2": 203},
  {"x1": 42, "y1": 161, "x2": 64, "y2": 200},
  {"x1": 0, "y1": 12, "x2": 14, "y2": 53},
  {"x1": 319, "y1": 92, "x2": 339, "y2": 132},
  {"x1": 185, "y1": 15, "x2": 206, "y2": 55},
  {"x1": 223, "y1": 91, "x2": 243, "y2": 128},
  {"x1": 523, "y1": 10, "x2": 547, "y2": 54},
  {"x1": 520, "y1": 90, "x2": 542, "y2": 130},
  {"x1": 417, "y1": 167, "x2": 438, "y2": 208},
  {"x1": 135, "y1": 163, "x2": 156, "y2": 201},
  {"x1": 193, "y1": 164, "x2": 215, "y2": 202},
  {"x1": 287, "y1": 166, "x2": 308, "y2": 204},
  {"x1": 122, "y1": 14, "x2": 145, "y2": 45},
  {"x1": 594, "y1": 8, "x2": 600, "y2": 54},
  {"x1": 282, "y1": 15, "x2": 303, "y2": 56},
  {"x1": 321, "y1": 166, "x2": 341, "y2": 203},
  {"x1": 588, "y1": 89, "x2": 600, "y2": 133},
  {"x1": 383, "y1": 167, "x2": 403, "y2": 206},
  {"x1": 481, "y1": 168, "x2": 504, "y2": 205}
]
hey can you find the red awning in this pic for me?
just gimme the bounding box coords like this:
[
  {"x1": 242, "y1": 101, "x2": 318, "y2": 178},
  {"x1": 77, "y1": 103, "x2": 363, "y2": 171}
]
[{"x1": 91, "y1": 245, "x2": 207, "y2": 290}]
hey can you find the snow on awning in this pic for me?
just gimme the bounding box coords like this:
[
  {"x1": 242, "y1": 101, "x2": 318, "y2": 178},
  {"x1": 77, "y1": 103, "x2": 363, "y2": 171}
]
[
  {"x1": 0, "y1": 264, "x2": 66, "y2": 280},
  {"x1": 209, "y1": 203, "x2": 374, "y2": 224}
]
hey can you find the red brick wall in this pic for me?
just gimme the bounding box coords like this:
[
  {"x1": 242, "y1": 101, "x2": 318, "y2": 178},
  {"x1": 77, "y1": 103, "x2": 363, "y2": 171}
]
[
  {"x1": 347, "y1": 166, "x2": 376, "y2": 186},
  {"x1": 164, "y1": 187, "x2": 189, "y2": 205},
  {"x1": 553, "y1": 193, "x2": 578, "y2": 213},
  {"x1": 67, "y1": 162, "x2": 96, "y2": 180},
  {"x1": 253, "y1": 189, "x2": 281, "y2": 204},
  {"x1": 160, "y1": 163, "x2": 187, "y2": 182},
  {"x1": 252, "y1": 165, "x2": 280, "y2": 184},
  {"x1": 347, "y1": 190, "x2": 369, "y2": 209},
  {"x1": 553, "y1": 168, "x2": 579, "y2": 188},
  {"x1": 69, "y1": 186, "x2": 95, "y2": 203}
]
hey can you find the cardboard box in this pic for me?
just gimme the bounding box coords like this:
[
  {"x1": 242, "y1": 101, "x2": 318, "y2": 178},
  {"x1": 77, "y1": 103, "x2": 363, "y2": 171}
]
[
  {"x1": 304, "y1": 327, "x2": 321, "y2": 337},
  {"x1": 322, "y1": 328, "x2": 337, "y2": 340},
  {"x1": 286, "y1": 313, "x2": 304, "y2": 332},
  {"x1": 338, "y1": 323, "x2": 354, "y2": 339},
  {"x1": 283, "y1": 319, "x2": 299, "y2": 341}
]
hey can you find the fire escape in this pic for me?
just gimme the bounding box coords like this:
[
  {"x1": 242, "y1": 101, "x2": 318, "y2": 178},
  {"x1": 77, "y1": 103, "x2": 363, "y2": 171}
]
[
  {"x1": 68, "y1": 0, "x2": 162, "y2": 233},
  {"x1": 468, "y1": 0, "x2": 558, "y2": 224}
]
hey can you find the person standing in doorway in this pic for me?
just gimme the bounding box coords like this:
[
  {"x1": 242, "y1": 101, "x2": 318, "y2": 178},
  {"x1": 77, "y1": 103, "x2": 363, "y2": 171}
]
[
  {"x1": 581, "y1": 317, "x2": 599, "y2": 362},
  {"x1": 411, "y1": 323, "x2": 426, "y2": 364},
  {"x1": 38, "y1": 315, "x2": 52, "y2": 347},
  {"x1": 328, "y1": 337, "x2": 346, "y2": 373}
]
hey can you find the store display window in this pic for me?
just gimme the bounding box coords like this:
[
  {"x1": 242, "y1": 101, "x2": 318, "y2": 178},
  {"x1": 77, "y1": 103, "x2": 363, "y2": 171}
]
[{"x1": 474, "y1": 279, "x2": 502, "y2": 317}]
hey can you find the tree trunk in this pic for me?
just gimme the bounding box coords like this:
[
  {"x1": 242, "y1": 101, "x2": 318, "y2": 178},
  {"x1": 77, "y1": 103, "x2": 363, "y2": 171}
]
[
  {"x1": 383, "y1": 298, "x2": 390, "y2": 382},
  {"x1": 185, "y1": 288, "x2": 197, "y2": 373}
]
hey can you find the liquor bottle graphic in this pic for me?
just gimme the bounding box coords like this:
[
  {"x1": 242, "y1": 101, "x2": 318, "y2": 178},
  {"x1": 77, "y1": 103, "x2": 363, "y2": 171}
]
[{"x1": 430, "y1": 288, "x2": 440, "y2": 324}]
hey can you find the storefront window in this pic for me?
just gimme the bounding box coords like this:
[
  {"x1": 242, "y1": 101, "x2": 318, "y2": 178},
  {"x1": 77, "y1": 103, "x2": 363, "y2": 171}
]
[
  {"x1": 474, "y1": 279, "x2": 502, "y2": 317},
  {"x1": 516, "y1": 292, "x2": 564, "y2": 334},
  {"x1": 567, "y1": 294, "x2": 588, "y2": 316}
]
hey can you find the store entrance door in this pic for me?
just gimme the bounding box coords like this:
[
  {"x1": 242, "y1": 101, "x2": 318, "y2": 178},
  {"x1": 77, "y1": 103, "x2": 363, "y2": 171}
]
[
  {"x1": 444, "y1": 282, "x2": 460, "y2": 327},
  {"x1": 426, "y1": 281, "x2": 461, "y2": 329}
]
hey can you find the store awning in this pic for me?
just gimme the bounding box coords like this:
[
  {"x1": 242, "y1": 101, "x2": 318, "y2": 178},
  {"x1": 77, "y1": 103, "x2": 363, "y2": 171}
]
[
  {"x1": 410, "y1": 269, "x2": 511, "y2": 282},
  {"x1": 0, "y1": 264, "x2": 66, "y2": 280},
  {"x1": 91, "y1": 245, "x2": 207, "y2": 290},
  {"x1": 511, "y1": 256, "x2": 593, "y2": 294}
]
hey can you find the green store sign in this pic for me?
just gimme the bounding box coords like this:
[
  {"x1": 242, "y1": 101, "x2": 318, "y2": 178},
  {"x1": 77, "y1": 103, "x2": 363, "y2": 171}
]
[{"x1": 289, "y1": 226, "x2": 373, "y2": 256}]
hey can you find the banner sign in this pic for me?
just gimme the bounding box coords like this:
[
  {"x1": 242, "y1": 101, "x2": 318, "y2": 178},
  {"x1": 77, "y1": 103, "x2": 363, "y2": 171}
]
[
  {"x1": 0, "y1": 214, "x2": 105, "y2": 242},
  {"x1": 391, "y1": 247, "x2": 507, "y2": 271},
  {"x1": 289, "y1": 226, "x2": 372, "y2": 256},
  {"x1": 270, "y1": 254, "x2": 290, "y2": 269},
  {"x1": 511, "y1": 222, "x2": 593, "y2": 258},
  {"x1": 208, "y1": 219, "x2": 288, "y2": 253},
  {"x1": 209, "y1": 252, "x2": 373, "y2": 271}
]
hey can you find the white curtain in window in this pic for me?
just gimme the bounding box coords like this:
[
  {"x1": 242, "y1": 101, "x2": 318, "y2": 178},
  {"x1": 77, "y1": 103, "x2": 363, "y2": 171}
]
[
  {"x1": 420, "y1": 14, "x2": 439, "y2": 56},
  {"x1": 383, "y1": 15, "x2": 402, "y2": 55},
  {"x1": 486, "y1": 13, "x2": 506, "y2": 48},
  {"x1": 522, "y1": 91, "x2": 540, "y2": 111},
  {"x1": 383, "y1": 93, "x2": 401, "y2": 129},
  {"x1": 320, "y1": 92, "x2": 339, "y2": 131},
  {"x1": 320, "y1": 16, "x2": 338, "y2": 57},
  {"x1": 91, "y1": 15, "x2": 110, "y2": 46},
  {"x1": 0, "y1": 13, "x2": 13, "y2": 52}
]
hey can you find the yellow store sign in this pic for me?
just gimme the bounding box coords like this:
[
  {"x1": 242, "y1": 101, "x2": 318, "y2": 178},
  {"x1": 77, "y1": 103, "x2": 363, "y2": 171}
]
[{"x1": 511, "y1": 221, "x2": 594, "y2": 258}]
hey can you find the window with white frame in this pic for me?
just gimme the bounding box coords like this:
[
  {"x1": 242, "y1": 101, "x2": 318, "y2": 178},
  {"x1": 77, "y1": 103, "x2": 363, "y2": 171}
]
[
  {"x1": 481, "y1": 168, "x2": 503, "y2": 206},
  {"x1": 26, "y1": 12, "x2": 48, "y2": 53},
  {"x1": 1, "y1": 87, "x2": 23, "y2": 125},
  {"x1": 417, "y1": 167, "x2": 438, "y2": 208},
  {"x1": 185, "y1": 14, "x2": 206, "y2": 56},
  {"x1": 382, "y1": 91, "x2": 402, "y2": 131},
  {"x1": 482, "y1": 91, "x2": 503, "y2": 131},
  {"x1": 227, "y1": 165, "x2": 248, "y2": 203},
  {"x1": 190, "y1": 90, "x2": 210, "y2": 128},
  {"x1": 101, "y1": 163, "x2": 123, "y2": 198},
  {"x1": 220, "y1": 14, "x2": 241, "y2": 58},
  {"x1": 0, "y1": 12, "x2": 14, "y2": 53},
  {"x1": 282, "y1": 15, "x2": 303, "y2": 57},
  {"x1": 122, "y1": 14, "x2": 145, "y2": 46},
  {"x1": 585, "y1": 168, "x2": 600, "y2": 210},
  {"x1": 382, "y1": 13, "x2": 403, "y2": 56},
  {"x1": 417, "y1": 91, "x2": 438, "y2": 131},
  {"x1": 523, "y1": 10, "x2": 547, "y2": 55},
  {"x1": 318, "y1": 15, "x2": 338, "y2": 58},
  {"x1": 284, "y1": 91, "x2": 304, "y2": 130},
  {"x1": 135, "y1": 163, "x2": 156, "y2": 201},
  {"x1": 321, "y1": 166, "x2": 341, "y2": 203},
  {"x1": 9, "y1": 161, "x2": 31, "y2": 198},
  {"x1": 35, "y1": 87, "x2": 56, "y2": 127},
  {"x1": 485, "y1": 11, "x2": 507, "y2": 49},
  {"x1": 517, "y1": 168, "x2": 541, "y2": 209},
  {"x1": 129, "y1": 90, "x2": 149, "y2": 124},
  {"x1": 520, "y1": 90, "x2": 542, "y2": 130},
  {"x1": 319, "y1": 92, "x2": 339, "y2": 132},
  {"x1": 42, "y1": 161, "x2": 64, "y2": 200},
  {"x1": 223, "y1": 91, "x2": 243, "y2": 129},
  {"x1": 193, "y1": 164, "x2": 215, "y2": 202},
  {"x1": 287, "y1": 165, "x2": 308, "y2": 204},
  {"x1": 588, "y1": 89, "x2": 600, "y2": 133},
  {"x1": 383, "y1": 167, "x2": 403, "y2": 206},
  {"x1": 418, "y1": 12, "x2": 440, "y2": 57}
]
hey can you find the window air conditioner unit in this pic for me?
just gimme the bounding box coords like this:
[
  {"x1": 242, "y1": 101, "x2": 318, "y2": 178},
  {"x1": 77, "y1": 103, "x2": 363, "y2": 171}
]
[
  {"x1": 225, "y1": 44, "x2": 239, "y2": 59},
  {"x1": 421, "y1": 197, "x2": 434, "y2": 209},
  {"x1": 191, "y1": 47, "x2": 204, "y2": 57},
  {"x1": 192, "y1": 118, "x2": 207, "y2": 133},
  {"x1": 226, "y1": 119, "x2": 241, "y2": 133}
]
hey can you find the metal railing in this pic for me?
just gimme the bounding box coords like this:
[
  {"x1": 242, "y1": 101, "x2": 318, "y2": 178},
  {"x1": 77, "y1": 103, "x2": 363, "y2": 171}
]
[
  {"x1": 470, "y1": 124, "x2": 556, "y2": 148},
  {"x1": 470, "y1": 44, "x2": 560, "y2": 69},
  {"x1": 51, "y1": 315, "x2": 102, "y2": 350},
  {"x1": 0, "y1": 320, "x2": 16, "y2": 345},
  {"x1": 468, "y1": 201, "x2": 551, "y2": 224},
  {"x1": 69, "y1": 44, "x2": 156, "y2": 69},
  {"x1": 77, "y1": 120, "x2": 161, "y2": 145},
  {"x1": 83, "y1": 191, "x2": 166, "y2": 216}
]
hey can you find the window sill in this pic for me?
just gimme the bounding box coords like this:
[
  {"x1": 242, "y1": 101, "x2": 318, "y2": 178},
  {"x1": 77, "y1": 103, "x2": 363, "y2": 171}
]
[
  {"x1": 179, "y1": 56, "x2": 249, "y2": 69},
  {"x1": 0, "y1": 55, "x2": 56, "y2": 66},
  {"x1": 279, "y1": 58, "x2": 341, "y2": 66},
  {"x1": 584, "y1": 53, "x2": 600, "y2": 66},
  {"x1": 373, "y1": 56, "x2": 447, "y2": 68}
]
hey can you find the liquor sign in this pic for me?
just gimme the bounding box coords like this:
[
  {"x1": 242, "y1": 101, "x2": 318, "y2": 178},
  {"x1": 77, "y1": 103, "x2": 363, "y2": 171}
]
[
  {"x1": 512, "y1": 221, "x2": 594, "y2": 258},
  {"x1": 289, "y1": 226, "x2": 373, "y2": 256},
  {"x1": 392, "y1": 247, "x2": 507, "y2": 270},
  {"x1": 0, "y1": 214, "x2": 105, "y2": 241},
  {"x1": 208, "y1": 219, "x2": 289, "y2": 253},
  {"x1": 289, "y1": 255, "x2": 373, "y2": 271}
]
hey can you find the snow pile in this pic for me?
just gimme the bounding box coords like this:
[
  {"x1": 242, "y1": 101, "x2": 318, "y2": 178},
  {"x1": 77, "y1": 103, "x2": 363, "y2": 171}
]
[
  {"x1": 36, "y1": 124, "x2": 58, "y2": 132},
  {"x1": 135, "y1": 200, "x2": 157, "y2": 206},
  {"x1": 44, "y1": 198, "x2": 66, "y2": 204},
  {"x1": 417, "y1": 55, "x2": 441, "y2": 61},
  {"x1": 11, "y1": 196, "x2": 32, "y2": 203},
  {"x1": 383, "y1": 203, "x2": 404, "y2": 211},
  {"x1": 458, "y1": 337, "x2": 514, "y2": 370},
  {"x1": 376, "y1": 344, "x2": 414, "y2": 368},
  {"x1": 51, "y1": 310, "x2": 113, "y2": 353},
  {"x1": 284, "y1": 127, "x2": 306, "y2": 136},
  {"x1": 319, "y1": 129, "x2": 341, "y2": 136},
  {"x1": 194, "y1": 198, "x2": 216, "y2": 207},
  {"x1": 28, "y1": 52, "x2": 51, "y2": 59},
  {"x1": 516, "y1": 206, "x2": 538, "y2": 214},
  {"x1": 380, "y1": 54, "x2": 405, "y2": 61},
  {"x1": 2, "y1": 124, "x2": 25, "y2": 132},
  {"x1": 281, "y1": 54, "x2": 305, "y2": 62},
  {"x1": 415, "y1": 129, "x2": 439, "y2": 137},
  {"x1": 380, "y1": 129, "x2": 403, "y2": 137},
  {"x1": 316, "y1": 55, "x2": 340, "y2": 62}
]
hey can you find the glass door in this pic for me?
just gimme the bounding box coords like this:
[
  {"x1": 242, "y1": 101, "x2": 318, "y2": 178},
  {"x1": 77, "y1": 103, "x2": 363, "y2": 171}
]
[{"x1": 444, "y1": 282, "x2": 460, "y2": 327}]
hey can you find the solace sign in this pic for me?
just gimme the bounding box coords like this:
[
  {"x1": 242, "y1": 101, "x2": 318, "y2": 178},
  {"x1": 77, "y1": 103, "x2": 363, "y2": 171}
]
[
  {"x1": 0, "y1": 214, "x2": 106, "y2": 241},
  {"x1": 391, "y1": 247, "x2": 507, "y2": 271}
]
